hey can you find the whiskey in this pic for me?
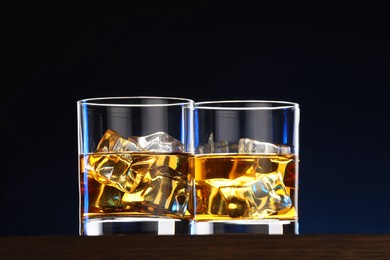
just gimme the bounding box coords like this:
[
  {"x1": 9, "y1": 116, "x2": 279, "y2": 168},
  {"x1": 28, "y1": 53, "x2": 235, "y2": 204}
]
[
  {"x1": 80, "y1": 152, "x2": 194, "y2": 220},
  {"x1": 189, "y1": 154, "x2": 297, "y2": 221}
]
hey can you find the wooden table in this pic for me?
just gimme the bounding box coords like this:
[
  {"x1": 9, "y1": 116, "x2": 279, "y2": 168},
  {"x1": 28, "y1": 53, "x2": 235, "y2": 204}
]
[{"x1": 1, "y1": 234, "x2": 389, "y2": 259}]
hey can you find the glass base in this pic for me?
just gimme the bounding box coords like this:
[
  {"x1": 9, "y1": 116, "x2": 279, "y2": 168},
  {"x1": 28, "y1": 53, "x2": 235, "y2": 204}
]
[
  {"x1": 81, "y1": 217, "x2": 191, "y2": 236},
  {"x1": 189, "y1": 219, "x2": 298, "y2": 235},
  {"x1": 81, "y1": 218, "x2": 298, "y2": 236}
]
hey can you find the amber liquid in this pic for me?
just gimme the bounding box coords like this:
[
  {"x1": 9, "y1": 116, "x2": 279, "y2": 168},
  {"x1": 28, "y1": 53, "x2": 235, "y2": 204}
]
[
  {"x1": 188, "y1": 154, "x2": 297, "y2": 221},
  {"x1": 80, "y1": 152, "x2": 194, "y2": 221}
]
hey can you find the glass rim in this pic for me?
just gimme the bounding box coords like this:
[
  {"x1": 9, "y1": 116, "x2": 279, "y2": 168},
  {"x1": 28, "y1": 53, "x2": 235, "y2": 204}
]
[
  {"x1": 195, "y1": 100, "x2": 299, "y2": 110},
  {"x1": 77, "y1": 96, "x2": 194, "y2": 107}
]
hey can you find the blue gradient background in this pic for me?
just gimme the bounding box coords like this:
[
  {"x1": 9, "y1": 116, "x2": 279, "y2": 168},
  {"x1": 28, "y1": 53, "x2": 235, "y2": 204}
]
[{"x1": 1, "y1": 3, "x2": 389, "y2": 236}]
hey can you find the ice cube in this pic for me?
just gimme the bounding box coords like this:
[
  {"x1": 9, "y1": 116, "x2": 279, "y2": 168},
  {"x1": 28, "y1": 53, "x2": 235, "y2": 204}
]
[
  {"x1": 218, "y1": 171, "x2": 292, "y2": 218},
  {"x1": 197, "y1": 133, "x2": 231, "y2": 153},
  {"x1": 86, "y1": 154, "x2": 130, "y2": 192},
  {"x1": 195, "y1": 179, "x2": 228, "y2": 215},
  {"x1": 96, "y1": 129, "x2": 184, "y2": 153},
  {"x1": 136, "y1": 132, "x2": 184, "y2": 153},
  {"x1": 121, "y1": 156, "x2": 190, "y2": 216},
  {"x1": 88, "y1": 129, "x2": 190, "y2": 216},
  {"x1": 92, "y1": 185, "x2": 124, "y2": 212},
  {"x1": 279, "y1": 145, "x2": 291, "y2": 155},
  {"x1": 85, "y1": 153, "x2": 154, "y2": 193},
  {"x1": 113, "y1": 137, "x2": 141, "y2": 152},
  {"x1": 238, "y1": 138, "x2": 279, "y2": 154},
  {"x1": 95, "y1": 129, "x2": 122, "y2": 152},
  {"x1": 96, "y1": 129, "x2": 142, "y2": 152}
]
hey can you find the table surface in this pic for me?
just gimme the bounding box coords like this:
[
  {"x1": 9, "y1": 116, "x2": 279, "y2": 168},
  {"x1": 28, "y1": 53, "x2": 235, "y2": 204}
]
[{"x1": 1, "y1": 234, "x2": 389, "y2": 259}]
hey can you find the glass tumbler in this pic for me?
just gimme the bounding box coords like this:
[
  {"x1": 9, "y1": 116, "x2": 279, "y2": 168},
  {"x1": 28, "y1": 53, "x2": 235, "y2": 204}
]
[
  {"x1": 189, "y1": 100, "x2": 300, "y2": 235},
  {"x1": 77, "y1": 96, "x2": 194, "y2": 235}
]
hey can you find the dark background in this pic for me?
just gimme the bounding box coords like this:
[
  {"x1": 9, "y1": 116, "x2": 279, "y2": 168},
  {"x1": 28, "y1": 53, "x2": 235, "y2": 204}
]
[{"x1": 1, "y1": 3, "x2": 389, "y2": 236}]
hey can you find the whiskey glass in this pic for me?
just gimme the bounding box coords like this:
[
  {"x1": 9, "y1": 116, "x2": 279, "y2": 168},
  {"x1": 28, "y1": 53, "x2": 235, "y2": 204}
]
[
  {"x1": 78, "y1": 96, "x2": 194, "y2": 235},
  {"x1": 189, "y1": 100, "x2": 300, "y2": 235}
]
